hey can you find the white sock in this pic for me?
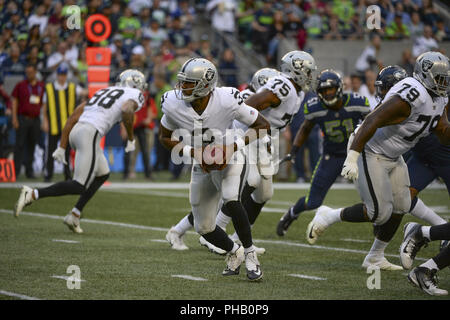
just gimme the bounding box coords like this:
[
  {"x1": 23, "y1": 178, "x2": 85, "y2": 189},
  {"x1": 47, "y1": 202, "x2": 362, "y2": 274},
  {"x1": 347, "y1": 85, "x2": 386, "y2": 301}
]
[
  {"x1": 367, "y1": 238, "x2": 389, "y2": 257},
  {"x1": 33, "y1": 189, "x2": 39, "y2": 200},
  {"x1": 421, "y1": 226, "x2": 431, "y2": 241},
  {"x1": 410, "y1": 198, "x2": 447, "y2": 226},
  {"x1": 216, "y1": 210, "x2": 231, "y2": 230},
  {"x1": 230, "y1": 242, "x2": 239, "y2": 254},
  {"x1": 71, "y1": 207, "x2": 81, "y2": 217},
  {"x1": 420, "y1": 258, "x2": 439, "y2": 271},
  {"x1": 323, "y1": 208, "x2": 342, "y2": 225},
  {"x1": 244, "y1": 245, "x2": 255, "y2": 254},
  {"x1": 173, "y1": 214, "x2": 193, "y2": 235}
]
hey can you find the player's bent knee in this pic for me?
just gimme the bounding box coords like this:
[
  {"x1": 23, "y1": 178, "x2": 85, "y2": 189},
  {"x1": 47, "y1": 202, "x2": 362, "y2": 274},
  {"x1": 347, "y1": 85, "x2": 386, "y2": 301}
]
[{"x1": 194, "y1": 222, "x2": 215, "y2": 235}]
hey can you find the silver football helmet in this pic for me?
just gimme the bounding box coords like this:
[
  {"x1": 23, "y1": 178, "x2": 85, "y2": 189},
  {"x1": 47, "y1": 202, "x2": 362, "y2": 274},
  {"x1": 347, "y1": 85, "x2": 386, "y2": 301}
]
[
  {"x1": 175, "y1": 58, "x2": 218, "y2": 102},
  {"x1": 250, "y1": 68, "x2": 280, "y2": 92},
  {"x1": 280, "y1": 50, "x2": 317, "y2": 91},
  {"x1": 413, "y1": 51, "x2": 450, "y2": 97},
  {"x1": 117, "y1": 69, "x2": 147, "y2": 91}
]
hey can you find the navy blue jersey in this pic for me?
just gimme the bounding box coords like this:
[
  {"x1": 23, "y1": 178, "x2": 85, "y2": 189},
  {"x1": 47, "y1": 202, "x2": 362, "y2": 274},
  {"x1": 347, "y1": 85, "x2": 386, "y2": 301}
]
[
  {"x1": 304, "y1": 92, "x2": 370, "y2": 155},
  {"x1": 411, "y1": 112, "x2": 450, "y2": 166}
]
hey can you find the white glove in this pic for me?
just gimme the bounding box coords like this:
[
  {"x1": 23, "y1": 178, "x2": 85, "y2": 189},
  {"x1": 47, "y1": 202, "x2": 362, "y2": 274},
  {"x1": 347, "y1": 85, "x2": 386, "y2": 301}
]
[
  {"x1": 341, "y1": 150, "x2": 360, "y2": 181},
  {"x1": 52, "y1": 147, "x2": 67, "y2": 165},
  {"x1": 125, "y1": 139, "x2": 136, "y2": 153}
]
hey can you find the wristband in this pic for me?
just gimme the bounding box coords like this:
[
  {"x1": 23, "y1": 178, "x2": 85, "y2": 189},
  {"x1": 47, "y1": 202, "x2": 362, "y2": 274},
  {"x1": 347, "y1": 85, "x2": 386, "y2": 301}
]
[{"x1": 346, "y1": 150, "x2": 360, "y2": 163}]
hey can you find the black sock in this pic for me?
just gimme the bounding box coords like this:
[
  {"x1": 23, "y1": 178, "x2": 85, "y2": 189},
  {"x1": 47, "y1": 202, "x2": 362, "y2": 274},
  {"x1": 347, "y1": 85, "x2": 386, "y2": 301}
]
[
  {"x1": 202, "y1": 225, "x2": 234, "y2": 252},
  {"x1": 243, "y1": 196, "x2": 265, "y2": 225},
  {"x1": 187, "y1": 211, "x2": 194, "y2": 226},
  {"x1": 75, "y1": 174, "x2": 109, "y2": 212},
  {"x1": 430, "y1": 222, "x2": 450, "y2": 241},
  {"x1": 38, "y1": 180, "x2": 84, "y2": 198},
  {"x1": 341, "y1": 203, "x2": 368, "y2": 222},
  {"x1": 375, "y1": 213, "x2": 403, "y2": 242},
  {"x1": 241, "y1": 183, "x2": 255, "y2": 205},
  {"x1": 432, "y1": 245, "x2": 450, "y2": 270},
  {"x1": 409, "y1": 196, "x2": 418, "y2": 212},
  {"x1": 225, "y1": 200, "x2": 253, "y2": 248}
]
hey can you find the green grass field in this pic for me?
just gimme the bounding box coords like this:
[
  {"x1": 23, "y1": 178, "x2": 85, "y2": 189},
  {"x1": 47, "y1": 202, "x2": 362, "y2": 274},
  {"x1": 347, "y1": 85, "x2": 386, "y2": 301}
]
[{"x1": 0, "y1": 183, "x2": 449, "y2": 300}]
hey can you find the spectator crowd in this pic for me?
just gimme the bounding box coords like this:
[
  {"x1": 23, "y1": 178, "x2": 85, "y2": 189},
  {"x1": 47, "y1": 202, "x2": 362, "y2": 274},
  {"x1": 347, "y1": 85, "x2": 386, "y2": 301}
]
[{"x1": 0, "y1": 0, "x2": 448, "y2": 183}]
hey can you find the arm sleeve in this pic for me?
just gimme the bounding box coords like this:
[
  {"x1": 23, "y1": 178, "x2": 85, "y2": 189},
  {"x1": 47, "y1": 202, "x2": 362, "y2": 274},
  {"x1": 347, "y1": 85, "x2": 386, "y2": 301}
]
[{"x1": 234, "y1": 103, "x2": 259, "y2": 127}]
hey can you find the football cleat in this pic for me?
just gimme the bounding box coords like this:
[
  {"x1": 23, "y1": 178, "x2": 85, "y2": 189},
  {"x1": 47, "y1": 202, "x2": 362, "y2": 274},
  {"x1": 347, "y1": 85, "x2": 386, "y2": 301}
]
[
  {"x1": 245, "y1": 250, "x2": 263, "y2": 281},
  {"x1": 166, "y1": 227, "x2": 188, "y2": 250},
  {"x1": 223, "y1": 245, "x2": 244, "y2": 276},
  {"x1": 276, "y1": 207, "x2": 298, "y2": 236},
  {"x1": 306, "y1": 206, "x2": 332, "y2": 244},
  {"x1": 63, "y1": 212, "x2": 83, "y2": 234},
  {"x1": 229, "y1": 232, "x2": 266, "y2": 255},
  {"x1": 400, "y1": 222, "x2": 428, "y2": 270},
  {"x1": 199, "y1": 236, "x2": 226, "y2": 255},
  {"x1": 408, "y1": 267, "x2": 448, "y2": 296},
  {"x1": 14, "y1": 186, "x2": 34, "y2": 217},
  {"x1": 362, "y1": 255, "x2": 403, "y2": 271}
]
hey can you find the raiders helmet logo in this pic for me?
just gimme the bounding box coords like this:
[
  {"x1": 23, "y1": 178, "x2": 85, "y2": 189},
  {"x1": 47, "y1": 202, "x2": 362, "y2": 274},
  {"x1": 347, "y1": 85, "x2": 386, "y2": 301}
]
[
  {"x1": 422, "y1": 59, "x2": 433, "y2": 72},
  {"x1": 292, "y1": 58, "x2": 303, "y2": 70},
  {"x1": 205, "y1": 69, "x2": 215, "y2": 81},
  {"x1": 258, "y1": 75, "x2": 267, "y2": 86}
]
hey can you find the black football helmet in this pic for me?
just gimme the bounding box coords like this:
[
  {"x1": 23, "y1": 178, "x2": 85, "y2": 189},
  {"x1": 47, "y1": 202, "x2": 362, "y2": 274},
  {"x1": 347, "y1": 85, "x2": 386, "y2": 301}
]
[
  {"x1": 375, "y1": 65, "x2": 408, "y2": 101},
  {"x1": 316, "y1": 69, "x2": 343, "y2": 107}
]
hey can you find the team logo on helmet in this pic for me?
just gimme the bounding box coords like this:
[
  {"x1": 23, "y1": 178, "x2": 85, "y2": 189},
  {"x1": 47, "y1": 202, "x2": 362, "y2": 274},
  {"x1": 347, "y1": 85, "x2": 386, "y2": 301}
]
[
  {"x1": 205, "y1": 68, "x2": 215, "y2": 81},
  {"x1": 292, "y1": 58, "x2": 303, "y2": 70},
  {"x1": 258, "y1": 75, "x2": 267, "y2": 86},
  {"x1": 422, "y1": 59, "x2": 433, "y2": 72}
]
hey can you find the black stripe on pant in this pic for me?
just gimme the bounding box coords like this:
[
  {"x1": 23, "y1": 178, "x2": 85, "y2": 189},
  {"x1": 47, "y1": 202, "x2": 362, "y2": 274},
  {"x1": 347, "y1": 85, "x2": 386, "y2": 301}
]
[
  {"x1": 362, "y1": 149, "x2": 379, "y2": 223},
  {"x1": 84, "y1": 131, "x2": 99, "y2": 188}
]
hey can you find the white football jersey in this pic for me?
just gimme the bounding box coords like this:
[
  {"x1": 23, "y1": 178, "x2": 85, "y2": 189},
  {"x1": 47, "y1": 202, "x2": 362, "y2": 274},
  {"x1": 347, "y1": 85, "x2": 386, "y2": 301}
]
[
  {"x1": 160, "y1": 87, "x2": 258, "y2": 146},
  {"x1": 79, "y1": 86, "x2": 144, "y2": 136},
  {"x1": 367, "y1": 77, "x2": 448, "y2": 158},
  {"x1": 259, "y1": 74, "x2": 304, "y2": 130}
]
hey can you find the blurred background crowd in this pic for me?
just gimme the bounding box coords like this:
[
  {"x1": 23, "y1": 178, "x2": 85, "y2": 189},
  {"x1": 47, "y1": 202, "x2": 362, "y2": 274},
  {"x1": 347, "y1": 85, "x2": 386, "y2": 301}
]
[{"x1": 0, "y1": 0, "x2": 448, "y2": 183}]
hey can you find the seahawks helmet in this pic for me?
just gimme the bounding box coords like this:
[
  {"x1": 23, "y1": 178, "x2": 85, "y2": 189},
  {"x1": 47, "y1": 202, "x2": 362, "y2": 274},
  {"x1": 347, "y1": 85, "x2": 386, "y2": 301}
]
[
  {"x1": 117, "y1": 69, "x2": 147, "y2": 91},
  {"x1": 249, "y1": 68, "x2": 280, "y2": 92},
  {"x1": 316, "y1": 69, "x2": 343, "y2": 107},
  {"x1": 175, "y1": 58, "x2": 218, "y2": 102},
  {"x1": 413, "y1": 51, "x2": 450, "y2": 97},
  {"x1": 280, "y1": 50, "x2": 317, "y2": 91},
  {"x1": 375, "y1": 65, "x2": 408, "y2": 100}
]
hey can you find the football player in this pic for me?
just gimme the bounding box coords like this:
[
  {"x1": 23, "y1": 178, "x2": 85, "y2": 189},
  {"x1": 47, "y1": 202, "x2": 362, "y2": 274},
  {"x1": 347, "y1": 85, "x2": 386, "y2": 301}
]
[
  {"x1": 276, "y1": 69, "x2": 370, "y2": 236},
  {"x1": 14, "y1": 70, "x2": 146, "y2": 233},
  {"x1": 167, "y1": 67, "x2": 280, "y2": 255},
  {"x1": 400, "y1": 221, "x2": 450, "y2": 296},
  {"x1": 375, "y1": 66, "x2": 448, "y2": 226},
  {"x1": 159, "y1": 57, "x2": 270, "y2": 280},
  {"x1": 306, "y1": 51, "x2": 450, "y2": 270}
]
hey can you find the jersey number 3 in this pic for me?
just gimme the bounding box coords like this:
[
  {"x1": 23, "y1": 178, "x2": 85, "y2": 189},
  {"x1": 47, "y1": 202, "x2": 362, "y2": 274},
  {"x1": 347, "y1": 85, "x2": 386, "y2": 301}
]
[{"x1": 87, "y1": 88, "x2": 125, "y2": 109}]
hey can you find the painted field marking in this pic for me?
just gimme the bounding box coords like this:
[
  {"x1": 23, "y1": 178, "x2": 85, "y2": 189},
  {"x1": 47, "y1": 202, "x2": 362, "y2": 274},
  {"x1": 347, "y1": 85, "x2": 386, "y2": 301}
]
[
  {"x1": 0, "y1": 209, "x2": 427, "y2": 261},
  {"x1": 171, "y1": 275, "x2": 207, "y2": 281},
  {"x1": 52, "y1": 239, "x2": 80, "y2": 244},
  {"x1": 0, "y1": 290, "x2": 41, "y2": 300},
  {"x1": 288, "y1": 274, "x2": 327, "y2": 281},
  {"x1": 151, "y1": 239, "x2": 168, "y2": 243},
  {"x1": 340, "y1": 238, "x2": 371, "y2": 243}
]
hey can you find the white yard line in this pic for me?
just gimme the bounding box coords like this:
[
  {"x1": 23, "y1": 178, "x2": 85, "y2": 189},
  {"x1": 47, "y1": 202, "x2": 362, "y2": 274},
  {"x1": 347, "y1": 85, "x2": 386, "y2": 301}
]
[
  {"x1": 52, "y1": 239, "x2": 80, "y2": 244},
  {"x1": 51, "y1": 275, "x2": 85, "y2": 282},
  {"x1": 288, "y1": 274, "x2": 327, "y2": 281},
  {"x1": 0, "y1": 209, "x2": 427, "y2": 261},
  {"x1": 340, "y1": 238, "x2": 371, "y2": 243},
  {"x1": 0, "y1": 290, "x2": 41, "y2": 300},
  {"x1": 171, "y1": 275, "x2": 207, "y2": 281},
  {"x1": 150, "y1": 239, "x2": 168, "y2": 243}
]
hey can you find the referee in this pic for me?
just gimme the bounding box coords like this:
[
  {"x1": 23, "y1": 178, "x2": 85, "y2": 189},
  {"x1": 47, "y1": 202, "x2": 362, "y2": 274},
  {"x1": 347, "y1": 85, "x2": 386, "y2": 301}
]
[{"x1": 42, "y1": 64, "x2": 86, "y2": 182}]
